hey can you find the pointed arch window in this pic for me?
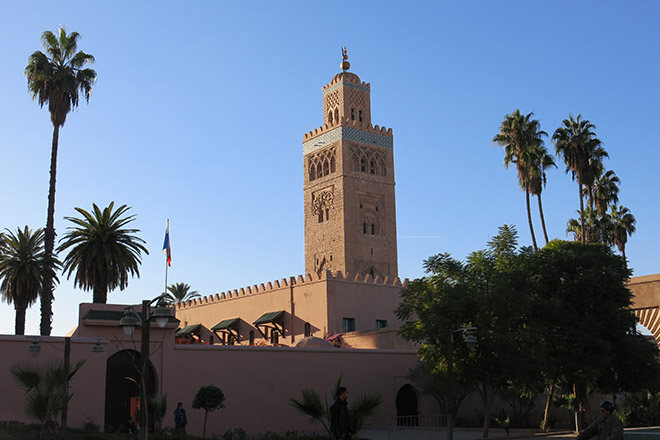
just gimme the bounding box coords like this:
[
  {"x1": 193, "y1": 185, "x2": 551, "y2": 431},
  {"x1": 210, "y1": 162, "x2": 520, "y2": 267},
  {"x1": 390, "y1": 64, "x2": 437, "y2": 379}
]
[
  {"x1": 334, "y1": 108, "x2": 339, "y2": 122},
  {"x1": 330, "y1": 156, "x2": 336, "y2": 173},
  {"x1": 359, "y1": 109, "x2": 363, "y2": 122},
  {"x1": 323, "y1": 160, "x2": 329, "y2": 176},
  {"x1": 309, "y1": 164, "x2": 316, "y2": 181},
  {"x1": 328, "y1": 111, "x2": 333, "y2": 124},
  {"x1": 370, "y1": 160, "x2": 376, "y2": 174},
  {"x1": 360, "y1": 158, "x2": 366, "y2": 172},
  {"x1": 351, "y1": 108, "x2": 355, "y2": 121}
]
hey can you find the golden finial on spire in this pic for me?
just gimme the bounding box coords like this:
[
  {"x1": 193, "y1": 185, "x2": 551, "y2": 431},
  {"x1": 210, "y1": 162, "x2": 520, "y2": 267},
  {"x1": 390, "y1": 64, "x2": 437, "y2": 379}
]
[{"x1": 340, "y1": 46, "x2": 350, "y2": 72}]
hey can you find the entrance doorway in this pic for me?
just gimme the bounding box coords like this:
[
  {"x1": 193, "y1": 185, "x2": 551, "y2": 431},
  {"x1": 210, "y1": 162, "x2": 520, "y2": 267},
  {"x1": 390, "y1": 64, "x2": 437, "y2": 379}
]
[
  {"x1": 104, "y1": 349, "x2": 156, "y2": 432},
  {"x1": 396, "y1": 384, "x2": 419, "y2": 426}
]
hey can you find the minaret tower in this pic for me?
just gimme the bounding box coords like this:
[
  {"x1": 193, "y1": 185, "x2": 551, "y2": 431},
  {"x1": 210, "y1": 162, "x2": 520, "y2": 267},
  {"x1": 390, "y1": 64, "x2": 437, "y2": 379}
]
[{"x1": 303, "y1": 49, "x2": 398, "y2": 279}]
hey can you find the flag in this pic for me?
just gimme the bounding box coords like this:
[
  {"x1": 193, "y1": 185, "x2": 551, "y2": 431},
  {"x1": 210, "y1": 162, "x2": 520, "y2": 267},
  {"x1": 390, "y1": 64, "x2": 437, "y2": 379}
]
[{"x1": 162, "y1": 220, "x2": 171, "y2": 267}]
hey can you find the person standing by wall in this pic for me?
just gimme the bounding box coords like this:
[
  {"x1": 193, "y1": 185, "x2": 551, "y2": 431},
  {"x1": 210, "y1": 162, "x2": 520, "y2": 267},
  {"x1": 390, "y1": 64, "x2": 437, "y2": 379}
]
[
  {"x1": 174, "y1": 401, "x2": 188, "y2": 434},
  {"x1": 330, "y1": 387, "x2": 352, "y2": 440}
]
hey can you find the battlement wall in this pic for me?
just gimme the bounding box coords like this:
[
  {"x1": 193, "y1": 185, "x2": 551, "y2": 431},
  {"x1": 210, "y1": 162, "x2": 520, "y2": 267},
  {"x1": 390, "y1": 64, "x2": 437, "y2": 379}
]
[
  {"x1": 175, "y1": 270, "x2": 407, "y2": 311},
  {"x1": 322, "y1": 73, "x2": 370, "y2": 91},
  {"x1": 303, "y1": 120, "x2": 392, "y2": 142}
]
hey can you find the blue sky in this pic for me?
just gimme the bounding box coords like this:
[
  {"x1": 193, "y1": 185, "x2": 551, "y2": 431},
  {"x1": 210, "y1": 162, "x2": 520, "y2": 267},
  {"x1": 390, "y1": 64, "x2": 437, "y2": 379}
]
[{"x1": 1, "y1": 1, "x2": 659, "y2": 336}]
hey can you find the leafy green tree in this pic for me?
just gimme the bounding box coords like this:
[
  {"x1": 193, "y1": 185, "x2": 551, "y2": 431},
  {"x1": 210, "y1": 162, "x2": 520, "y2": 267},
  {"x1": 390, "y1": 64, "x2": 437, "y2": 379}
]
[
  {"x1": 552, "y1": 114, "x2": 608, "y2": 244},
  {"x1": 0, "y1": 227, "x2": 51, "y2": 335},
  {"x1": 25, "y1": 27, "x2": 96, "y2": 335},
  {"x1": 192, "y1": 384, "x2": 225, "y2": 439},
  {"x1": 10, "y1": 359, "x2": 84, "y2": 440},
  {"x1": 493, "y1": 110, "x2": 548, "y2": 250},
  {"x1": 397, "y1": 225, "x2": 542, "y2": 437},
  {"x1": 164, "y1": 282, "x2": 200, "y2": 304},
  {"x1": 531, "y1": 240, "x2": 658, "y2": 429},
  {"x1": 58, "y1": 202, "x2": 149, "y2": 303},
  {"x1": 289, "y1": 375, "x2": 382, "y2": 436}
]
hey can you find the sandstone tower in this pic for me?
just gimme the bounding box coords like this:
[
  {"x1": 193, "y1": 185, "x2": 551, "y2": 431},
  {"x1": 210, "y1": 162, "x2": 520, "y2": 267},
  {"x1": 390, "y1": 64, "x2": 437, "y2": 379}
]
[{"x1": 303, "y1": 50, "x2": 398, "y2": 279}]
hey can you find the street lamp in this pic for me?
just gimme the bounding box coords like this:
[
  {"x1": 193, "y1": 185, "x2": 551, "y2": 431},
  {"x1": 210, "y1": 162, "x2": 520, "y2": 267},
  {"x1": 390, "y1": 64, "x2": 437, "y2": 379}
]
[
  {"x1": 120, "y1": 295, "x2": 174, "y2": 440},
  {"x1": 447, "y1": 326, "x2": 478, "y2": 440}
]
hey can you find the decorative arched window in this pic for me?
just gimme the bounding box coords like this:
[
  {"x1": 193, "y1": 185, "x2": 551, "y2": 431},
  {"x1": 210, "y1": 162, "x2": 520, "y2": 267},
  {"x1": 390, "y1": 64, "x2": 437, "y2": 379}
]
[
  {"x1": 325, "y1": 208, "x2": 330, "y2": 221},
  {"x1": 379, "y1": 160, "x2": 386, "y2": 176},
  {"x1": 360, "y1": 158, "x2": 366, "y2": 172},
  {"x1": 318, "y1": 209, "x2": 324, "y2": 223},
  {"x1": 328, "y1": 111, "x2": 333, "y2": 124},
  {"x1": 323, "y1": 160, "x2": 329, "y2": 176},
  {"x1": 370, "y1": 160, "x2": 376, "y2": 174},
  {"x1": 309, "y1": 164, "x2": 316, "y2": 181},
  {"x1": 359, "y1": 109, "x2": 363, "y2": 122},
  {"x1": 334, "y1": 108, "x2": 339, "y2": 122},
  {"x1": 330, "y1": 156, "x2": 336, "y2": 173},
  {"x1": 351, "y1": 108, "x2": 355, "y2": 120}
]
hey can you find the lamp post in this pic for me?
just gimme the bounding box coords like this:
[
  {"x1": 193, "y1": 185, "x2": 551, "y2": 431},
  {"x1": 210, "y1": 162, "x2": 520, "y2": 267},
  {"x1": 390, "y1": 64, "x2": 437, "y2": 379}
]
[
  {"x1": 120, "y1": 295, "x2": 173, "y2": 440},
  {"x1": 446, "y1": 326, "x2": 477, "y2": 440}
]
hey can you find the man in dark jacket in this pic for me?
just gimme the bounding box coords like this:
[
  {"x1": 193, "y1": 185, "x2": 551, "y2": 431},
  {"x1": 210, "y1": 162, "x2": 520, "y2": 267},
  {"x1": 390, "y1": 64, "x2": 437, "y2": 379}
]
[
  {"x1": 575, "y1": 401, "x2": 623, "y2": 440},
  {"x1": 330, "y1": 387, "x2": 351, "y2": 440},
  {"x1": 174, "y1": 401, "x2": 188, "y2": 434}
]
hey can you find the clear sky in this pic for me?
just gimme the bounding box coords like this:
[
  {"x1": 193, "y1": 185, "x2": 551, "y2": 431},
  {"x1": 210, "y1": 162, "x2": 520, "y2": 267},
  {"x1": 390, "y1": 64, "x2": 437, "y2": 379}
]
[{"x1": 1, "y1": 1, "x2": 659, "y2": 336}]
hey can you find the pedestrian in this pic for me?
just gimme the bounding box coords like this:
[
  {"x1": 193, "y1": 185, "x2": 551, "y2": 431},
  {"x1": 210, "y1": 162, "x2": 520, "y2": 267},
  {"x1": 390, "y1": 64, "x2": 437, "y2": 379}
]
[
  {"x1": 174, "y1": 401, "x2": 188, "y2": 434},
  {"x1": 575, "y1": 401, "x2": 623, "y2": 440},
  {"x1": 330, "y1": 386, "x2": 352, "y2": 440}
]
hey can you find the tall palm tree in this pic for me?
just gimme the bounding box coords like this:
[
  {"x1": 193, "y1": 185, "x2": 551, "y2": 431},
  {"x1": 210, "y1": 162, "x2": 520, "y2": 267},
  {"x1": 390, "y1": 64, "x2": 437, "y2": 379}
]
[
  {"x1": 0, "y1": 227, "x2": 48, "y2": 335},
  {"x1": 590, "y1": 169, "x2": 620, "y2": 217},
  {"x1": 493, "y1": 109, "x2": 548, "y2": 250},
  {"x1": 528, "y1": 144, "x2": 556, "y2": 244},
  {"x1": 164, "y1": 282, "x2": 200, "y2": 304},
  {"x1": 552, "y1": 114, "x2": 608, "y2": 244},
  {"x1": 58, "y1": 202, "x2": 148, "y2": 304},
  {"x1": 26, "y1": 27, "x2": 96, "y2": 335},
  {"x1": 609, "y1": 205, "x2": 636, "y2": 261}
]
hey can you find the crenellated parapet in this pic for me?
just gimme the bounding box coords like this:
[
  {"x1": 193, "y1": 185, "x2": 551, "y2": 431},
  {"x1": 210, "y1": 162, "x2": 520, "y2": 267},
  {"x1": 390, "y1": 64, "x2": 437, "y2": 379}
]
[
  {"x1": 302, "y1": 124, "x2": 393, "y2": 155},
  {"x1": 174, "y1": 270, "x2": 407, "y2": 311},
  {"x1": 323, "y1": 72, "x2": 370, "y2": 93},
  {"x1": 303, "y1": 120, "x2": 393, "y2": 142}
]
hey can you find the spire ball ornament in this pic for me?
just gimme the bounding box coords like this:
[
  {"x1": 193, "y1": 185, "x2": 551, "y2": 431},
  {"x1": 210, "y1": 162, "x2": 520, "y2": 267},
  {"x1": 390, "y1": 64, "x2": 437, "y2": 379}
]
[{"x1": 340, "y1": 47, "x2": 350, "y2": 71}]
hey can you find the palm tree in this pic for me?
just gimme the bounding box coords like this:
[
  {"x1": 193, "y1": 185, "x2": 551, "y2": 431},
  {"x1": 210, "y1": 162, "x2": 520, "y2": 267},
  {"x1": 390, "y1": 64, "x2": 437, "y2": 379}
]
[
  {"x1": 552, "y1": 114, "x2": 608, "y2": 244},
  {"x1": 493, "y1": 110, "x2": 548, "y2": 250},
  {"x1": 566, "y1": 208, "x2": 609, "y2": 244},
  {"x1": 0, "y1": 227, "x2": 48, "y2": 335},
  {"x1": 590, "y1": 169, "x2": 620, "y2": 217},
  {"x1": 58, "y1": 202, "x2": 148, "y2": 304},
  {"x1": 528, "y1": 144, "x2": 556, "y2": 244},
  {"x1": 26, "y1": 27, "x2": 96, "y2": 335},
  {"x1": 164, "y1": 282, "x2": 200, "y2": 304},
  {"x1": 10, "y1": 359, "x2": 84, "y2": 439},
  {"x1": 609, "y1": 205, "x2": 636, "y2": 261}
]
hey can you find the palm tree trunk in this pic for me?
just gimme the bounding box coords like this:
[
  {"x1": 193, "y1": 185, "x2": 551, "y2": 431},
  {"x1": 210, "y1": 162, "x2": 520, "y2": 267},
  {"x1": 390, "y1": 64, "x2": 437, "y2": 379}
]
[
  {"x1": 41, "y1": 124, "x2": 59, "y2": 336},
  {"x1": 578, "y1": 179, "x2": 586, "y2": 244},
  {"x1": 93, "y1": 285, "x2": 106, "y2": 304},
  {"x1": 537, "y1": 194, "x2": 549, "y2": 245},
  {"x1": 526, "y1": 190, "x2": 538, "y2": 250},
  {"x1": 15, "y1": 305, "x2": 27, "y2": 335}
]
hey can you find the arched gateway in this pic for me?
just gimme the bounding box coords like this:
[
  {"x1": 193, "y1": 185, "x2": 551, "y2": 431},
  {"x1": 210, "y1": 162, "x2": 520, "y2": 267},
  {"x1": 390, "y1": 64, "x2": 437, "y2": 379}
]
[
  {"x1": 104, "y1": 349, "x2": 157, "y2": 433},
  {"x1": 629, "y1": 274, "x2": 660, "y2": 347}
]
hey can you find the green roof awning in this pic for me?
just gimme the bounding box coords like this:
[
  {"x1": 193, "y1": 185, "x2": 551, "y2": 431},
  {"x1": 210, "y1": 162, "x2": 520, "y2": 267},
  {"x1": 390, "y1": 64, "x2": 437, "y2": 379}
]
[
  {"x1": 211, "y1": 318, "x2": 239, "y2": 331},
  {"x1": 253, "y1": 311, "x2": 284, "y2": 325},
  {"x1": 176, "y1": 324, "x2": 201, "y2": 336}
]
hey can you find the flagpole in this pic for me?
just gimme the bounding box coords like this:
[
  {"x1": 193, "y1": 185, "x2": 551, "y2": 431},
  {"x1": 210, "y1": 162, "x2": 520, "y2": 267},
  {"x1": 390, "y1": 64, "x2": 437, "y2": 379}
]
[{"x1": 163, "y1": 219, "x2": 170, "y2": 295}]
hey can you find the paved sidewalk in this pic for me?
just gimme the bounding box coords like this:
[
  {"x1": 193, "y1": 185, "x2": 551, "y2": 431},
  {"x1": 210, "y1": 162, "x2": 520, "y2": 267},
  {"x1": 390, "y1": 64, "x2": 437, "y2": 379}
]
[{"x1": 360, "y1": 428, "x2": 575, "y2": 440}]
